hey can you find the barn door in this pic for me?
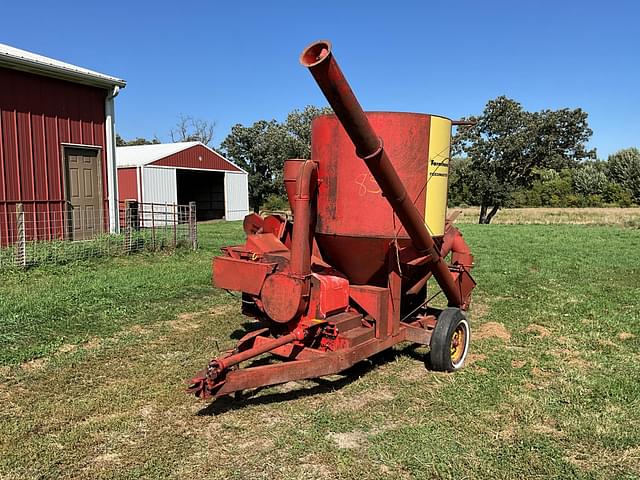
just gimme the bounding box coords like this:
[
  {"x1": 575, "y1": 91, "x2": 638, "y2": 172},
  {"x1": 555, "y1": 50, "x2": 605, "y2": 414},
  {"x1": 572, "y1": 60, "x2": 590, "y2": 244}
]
[{"x1": 63, "y1": 147, "x2": 103, "y2": 240}]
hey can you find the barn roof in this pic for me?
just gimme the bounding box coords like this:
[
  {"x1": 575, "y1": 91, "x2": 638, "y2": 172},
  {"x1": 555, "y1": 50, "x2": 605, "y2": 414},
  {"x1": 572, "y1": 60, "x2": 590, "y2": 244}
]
[
  {"x1": 0, "y1": 43, "x2": 126, "y2": 89},
  {"x1": 116, "y1": 142, "x2": 246, "y2": 173}
]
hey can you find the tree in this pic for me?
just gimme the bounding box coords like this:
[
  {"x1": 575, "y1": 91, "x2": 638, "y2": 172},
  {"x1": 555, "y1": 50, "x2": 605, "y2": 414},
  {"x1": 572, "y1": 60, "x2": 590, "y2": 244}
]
[
  {"x1": 572, "y1": 163, "x2": 608, "y2": 197},
  {"x1": 220, "y1": 105, "x2": 332, "y2": 211},
  {"x1": 283, "y1": 105, "x2": 331, "y2": 159},
  {"x1": 170, "y1": 114, "x2": 215, "y2": 146},
  {"x1": 607, "y1": 147, "x2": 640, "y2": 203},
  {"x1": 447, "y1": 157, "x2": 473, "y2": 207},
  {"x1": 452, "y1": 96, "x2": 595, "y2": 223},
  {"x1": 220, "y1": 119, "x2": 287, "y2": 212},
  {"x1": 116, "y1": 134, "x2": 161, "y2": 146}
]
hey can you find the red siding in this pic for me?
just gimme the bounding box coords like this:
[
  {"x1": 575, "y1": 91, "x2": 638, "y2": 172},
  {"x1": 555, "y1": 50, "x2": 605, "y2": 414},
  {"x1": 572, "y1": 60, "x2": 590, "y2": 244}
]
[
  {"x1": 0, "y1": 67, "x2": 108, "y2": 245},
  {"x1": 151, "y1": 144, "x2": 241, "y2": 172},
  {"x1": 117, "y1": 167, "x2": 139, "y2": 202}
]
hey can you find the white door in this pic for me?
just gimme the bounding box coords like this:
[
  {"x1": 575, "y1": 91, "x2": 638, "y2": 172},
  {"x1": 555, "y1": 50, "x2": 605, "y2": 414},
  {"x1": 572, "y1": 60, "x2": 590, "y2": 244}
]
[
  {"x1": 224, "y1": 172, "x2": 250, "y2": 221},
  {"x1": 141, "y1": 167, "x2": 177, "y2": 226}
]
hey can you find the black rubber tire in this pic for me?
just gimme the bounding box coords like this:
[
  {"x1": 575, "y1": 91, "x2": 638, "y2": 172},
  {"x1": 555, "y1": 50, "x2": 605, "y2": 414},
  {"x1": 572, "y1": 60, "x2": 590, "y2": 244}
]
[{"x1": 427, "y1": 307, "x2": 470, "y2": 372}]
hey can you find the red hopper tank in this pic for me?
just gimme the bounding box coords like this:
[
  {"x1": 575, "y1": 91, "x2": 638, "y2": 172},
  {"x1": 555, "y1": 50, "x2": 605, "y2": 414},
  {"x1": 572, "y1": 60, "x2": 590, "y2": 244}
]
[{"x1": 312, "y1": 112, "x2": 452, "y2": 285}]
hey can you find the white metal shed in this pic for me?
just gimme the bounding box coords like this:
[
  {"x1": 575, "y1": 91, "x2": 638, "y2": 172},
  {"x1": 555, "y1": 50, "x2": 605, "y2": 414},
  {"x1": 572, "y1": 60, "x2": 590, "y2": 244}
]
[{"x1": 116, "y1": 142, "x2": 249, "y2": 221}]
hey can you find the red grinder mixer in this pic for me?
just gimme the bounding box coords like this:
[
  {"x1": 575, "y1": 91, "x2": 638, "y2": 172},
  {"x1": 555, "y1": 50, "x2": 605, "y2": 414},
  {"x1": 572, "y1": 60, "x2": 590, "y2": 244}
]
[{"x1": 188, "y1": 40, "x2": 476, "y2": 400}]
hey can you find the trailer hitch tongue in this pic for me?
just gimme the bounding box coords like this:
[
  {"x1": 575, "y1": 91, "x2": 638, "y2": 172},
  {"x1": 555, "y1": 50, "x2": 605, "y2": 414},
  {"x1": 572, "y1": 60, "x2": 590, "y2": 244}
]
[
  {"x1": 188, "y1": 328, "x2": 309, "y2": 399},
  {"x1": 187, "y1": 359, "x2": 226, "y2": 399}
]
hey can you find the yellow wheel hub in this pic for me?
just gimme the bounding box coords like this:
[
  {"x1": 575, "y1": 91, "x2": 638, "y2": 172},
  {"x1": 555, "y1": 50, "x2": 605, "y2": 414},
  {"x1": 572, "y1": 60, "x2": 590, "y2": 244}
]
[{"x1": 450, "y1": 325, "x2": 466, "y2": 364}]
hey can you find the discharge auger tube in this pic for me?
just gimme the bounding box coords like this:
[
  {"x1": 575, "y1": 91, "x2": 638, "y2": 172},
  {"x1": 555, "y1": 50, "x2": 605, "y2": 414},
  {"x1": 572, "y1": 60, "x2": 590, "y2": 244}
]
[{"x1": 300, "y1": 40, "x2": 463, "y2": 308}]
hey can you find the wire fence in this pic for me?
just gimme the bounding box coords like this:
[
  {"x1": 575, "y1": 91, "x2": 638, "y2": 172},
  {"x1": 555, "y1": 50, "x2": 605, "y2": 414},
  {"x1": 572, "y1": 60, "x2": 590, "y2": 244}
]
[{"x1": 0, "y1": 200, "x2": 197, "y2": 270}]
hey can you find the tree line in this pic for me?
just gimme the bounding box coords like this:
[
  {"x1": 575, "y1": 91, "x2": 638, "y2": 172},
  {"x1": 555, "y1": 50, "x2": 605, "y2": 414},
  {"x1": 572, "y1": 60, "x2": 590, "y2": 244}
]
[
  {"x1": 117, "y1": 99, "x2": 639, "y2": 224},
  {"x1": 450, "y1": 96, "x2": 639, "y2": 223},
  {"x1": 449, "y1": 149, "x2": 639, "y2": 215}
]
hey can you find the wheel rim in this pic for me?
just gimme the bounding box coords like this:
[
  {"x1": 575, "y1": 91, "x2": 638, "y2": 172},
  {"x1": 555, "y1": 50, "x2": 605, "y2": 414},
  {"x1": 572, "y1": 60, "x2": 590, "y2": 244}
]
[{"x1": 450, "y1": 320, "x2": 469, "y2": 368}]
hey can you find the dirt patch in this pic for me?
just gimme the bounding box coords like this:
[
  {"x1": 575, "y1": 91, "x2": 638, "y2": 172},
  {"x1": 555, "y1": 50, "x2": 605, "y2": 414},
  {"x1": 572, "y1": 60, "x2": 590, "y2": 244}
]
[
  {"x1": 25, "y1": 337, "x2": 101, "y2": 369},
  {"x1": 274, "y1": 380, "x2": 320, "y2": 394},
  {"x1": 21, "y1": 357, "x2": 48, "y2": 372},
  {"x1": 127, "y1": 325, "x2": 151, "y2": 335},
  {"x1": 331, "y1": 388, "x2": 395, "y2": 412},
  {"x1": 177, "y1": 311, "x2": 199, "y2": 321},
  {"x1": 237, "y1": 437, "x2": 276, "y2": 451},
  {"x1": 327, "y1": 430, "x2": 369, "y2": 449},
  {"x1": 525, "y1": 324, "x2": 551, "y2": 338},
  {"x1": 167, "y1": 305, "x2": 236, "y2": 332},
  {"x1": 399, "y1": 362, "x2": 428, "y2": 381},
  {"x1": 567, "y1": 452, "x2": 594, "y2": 471},
  {"x1": 466, "y1": 353, "x2": 487, "y2": 365},
  {"x1": 531, "y1": 421, "x2": 564, "y2": 438},
  {"x1": 94, "y1": 452, "x2": 120, "y2": 465},
  {"x1": 56, "y1": 343, "x2": 78, "y2": 355},
  {"x1": 496, "y1": 424, "x2": 517, "y2": 441},
  {"x1": 618, "y1": 332, "x2": 635, "y2": 341},
  {"x1": 566, "y1": 356, "x2": 592, "y2": 370},
  {"x1": 550, "y1": 348, "x2": 593, "y2": 370},
  {"x1": 474, "y1": 322, "x2": 511, "y2": 341},
  {"x1": 470, "y1": 301, "x2": 490, "y2": 319},
  {"x1": 531, "y1": 367, "x2": 551, "y2": 378},
  {"x1": 364, "y1": 388, "x2": 395, "y2": 403},
  {"x1": 566, "y1": 446, "x2": 640, "y2": 475},
  {"x1": 139, "y1": 404, "x2": 155, "y2": 418},
  {"x1": 166, "y1": 319, "x2": 200, "y2": 333},
  {"x1": 549, "y1": 348, "x2": 572, "y2": 358},
  {"x1": 511, "y1": 359, "x2": 527, "y2": 368},
  {"x1": 299, "y1": 455, "x2": 334, "y2": 479},
  {"x1": 84, "y1": 337, "x2": 102, "y2": 350},
  {"x1": 525, "y1": 373, "x2": 553, "y2": 390}
]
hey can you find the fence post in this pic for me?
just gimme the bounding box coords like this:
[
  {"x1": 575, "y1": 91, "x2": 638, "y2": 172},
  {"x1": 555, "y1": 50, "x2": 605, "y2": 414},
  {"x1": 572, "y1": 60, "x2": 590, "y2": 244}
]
[
  {"x1": 15, "y1": 203, "x2": 27, "y2": 268},
  {"x1": 151, "y1": 203, "x2": 156, "y2": 250},
  {"x1": 189, "y1": 201, "x2": 197, "y2": 250},
  {"x1": 164, "y1": 202, "x2": 168, "y2": 247},
  {"x1": 172, "y1": 203, "x2": 177, "y2": 248},
  {"x1": 124, "y1": 200, "x2": 138, "y2": 253}
]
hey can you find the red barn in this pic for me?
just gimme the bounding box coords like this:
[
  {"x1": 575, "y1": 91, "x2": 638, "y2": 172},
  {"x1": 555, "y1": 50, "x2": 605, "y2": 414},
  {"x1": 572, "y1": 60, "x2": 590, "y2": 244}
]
[
  {"x1": 117, "y1": 142, "x2": 249, "y2": 221},
  {"x1": 0, "y1": 43, "x2": 125, "y2": 245}
]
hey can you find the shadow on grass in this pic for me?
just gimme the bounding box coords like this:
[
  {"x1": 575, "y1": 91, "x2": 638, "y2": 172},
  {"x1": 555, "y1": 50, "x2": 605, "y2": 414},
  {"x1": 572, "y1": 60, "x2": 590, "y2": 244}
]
[
  {"x1": 196, "y1": 344, "x2": 424, "y2": 416},
  {"x1": 229, "y1": 321, "x2": 264, "y2": 340}
]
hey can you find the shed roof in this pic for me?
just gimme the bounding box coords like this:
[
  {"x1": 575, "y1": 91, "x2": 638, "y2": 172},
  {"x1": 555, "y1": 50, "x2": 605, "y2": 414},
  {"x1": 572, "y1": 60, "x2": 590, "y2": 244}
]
[
  {"x1": 116, "y1": 142, "x2": 246, "y2": 173},
  {"x1": 0, "y1": 43, "x2": 126, "y2": 89}
]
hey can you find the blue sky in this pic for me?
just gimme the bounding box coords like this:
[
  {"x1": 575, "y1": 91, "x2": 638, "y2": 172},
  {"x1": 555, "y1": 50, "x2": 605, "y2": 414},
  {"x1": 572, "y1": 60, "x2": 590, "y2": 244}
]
[{"x1": 2, "y1": 0, "x2": 638, "y2": 157}]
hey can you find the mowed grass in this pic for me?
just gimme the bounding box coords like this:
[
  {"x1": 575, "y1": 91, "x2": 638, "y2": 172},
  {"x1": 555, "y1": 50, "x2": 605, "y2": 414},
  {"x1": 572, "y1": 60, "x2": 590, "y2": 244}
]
[
  {"x1": 1, "y1": 211, "x2": 640, "y2": 479},
  {"x1": 0, "y1": 222, "x2": 244, "y2": 365}
]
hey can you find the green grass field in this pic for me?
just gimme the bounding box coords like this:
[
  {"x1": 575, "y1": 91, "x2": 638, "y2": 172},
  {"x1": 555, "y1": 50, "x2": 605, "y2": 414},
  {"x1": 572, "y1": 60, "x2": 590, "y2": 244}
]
[{"x1": 1, "y1": 213, "x2": 639, "y2": 479}]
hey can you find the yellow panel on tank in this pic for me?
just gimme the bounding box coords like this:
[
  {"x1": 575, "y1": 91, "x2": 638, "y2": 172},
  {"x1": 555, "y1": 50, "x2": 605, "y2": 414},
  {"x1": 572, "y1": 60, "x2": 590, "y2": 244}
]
[{"x1": 425, "y1": 116, "x2": 452, "y2": 236}]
